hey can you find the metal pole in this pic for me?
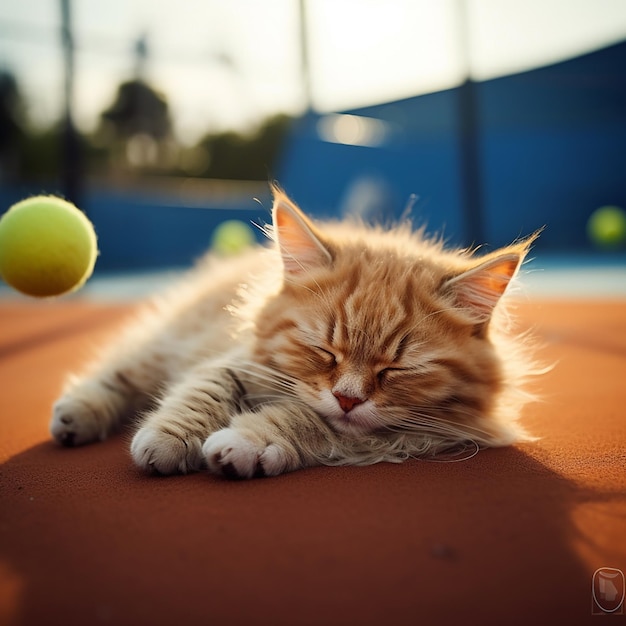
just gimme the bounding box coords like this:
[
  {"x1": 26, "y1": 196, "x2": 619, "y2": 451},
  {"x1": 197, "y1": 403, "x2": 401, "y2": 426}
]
[
  {"x1": 455, "y1": 0, "x2": 483, "y2": 246},
  {"x1": 298, "y1": 0, "x2": 313, "y2": 113},
  {"x1": 60, "y1": 0, "x2": 82, "y2": 207}
]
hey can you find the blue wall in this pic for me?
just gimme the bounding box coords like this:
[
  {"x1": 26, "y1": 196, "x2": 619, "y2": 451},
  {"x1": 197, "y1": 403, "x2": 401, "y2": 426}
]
[
  {"x1": 84, "y1": 188, "x2": 268, "y2": 270},
  {"x1": 279, "y1": 41, "x2": 626, "y2": 252}
]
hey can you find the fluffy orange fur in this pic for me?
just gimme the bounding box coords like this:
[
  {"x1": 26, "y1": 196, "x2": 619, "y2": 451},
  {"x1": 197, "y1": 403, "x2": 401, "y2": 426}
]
[{"x1": 50, "y1": 184, "x2": 541, "y2": 478}]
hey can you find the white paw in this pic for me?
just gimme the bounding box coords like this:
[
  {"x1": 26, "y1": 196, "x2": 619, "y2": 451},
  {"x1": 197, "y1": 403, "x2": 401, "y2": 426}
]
[
  {"x1": 50, "y1": 393, "x2": 107, "y2": 447},
  {"x1": 202, "y1": 429, "x2": 288, "y2": 479},
  {"x1": 131, "y1": 426, "x2": 204, "y2": 475}
]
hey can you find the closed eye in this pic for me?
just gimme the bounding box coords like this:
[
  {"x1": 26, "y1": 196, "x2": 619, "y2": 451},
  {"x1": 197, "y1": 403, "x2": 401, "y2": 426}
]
[
  {"x1": 377, "y1": 366, "x2": 409, "y2": 382},
  {"x1": 313, "y1": 346, "x2": 338, "y2": 366},
  {"x1": 377, "y1": 365, "x2": 428, "y2": 383}
]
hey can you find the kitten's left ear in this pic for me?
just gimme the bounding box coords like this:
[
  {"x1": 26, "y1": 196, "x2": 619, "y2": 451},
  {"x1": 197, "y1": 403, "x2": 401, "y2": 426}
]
[
  {"x1": 271, "y1": 184, "x2": 333, "y2": 274},
  {"x1": 442, "y1": 239, "x2": 534, "y2": 325}
]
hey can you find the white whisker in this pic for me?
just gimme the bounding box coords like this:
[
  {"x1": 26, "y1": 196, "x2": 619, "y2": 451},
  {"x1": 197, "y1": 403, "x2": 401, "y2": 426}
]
[
  {"x1": 425, "y1": 440, "x2": 481, "y2": 463},
  {"x1": 383, "y1": 407, "x2": 497, "y2": 442}
]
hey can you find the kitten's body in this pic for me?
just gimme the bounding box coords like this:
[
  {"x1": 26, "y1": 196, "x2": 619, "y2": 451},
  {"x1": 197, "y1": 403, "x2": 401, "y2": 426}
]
[{"x1": 51, "y1": 186, "x2": 540, "y2": 478}]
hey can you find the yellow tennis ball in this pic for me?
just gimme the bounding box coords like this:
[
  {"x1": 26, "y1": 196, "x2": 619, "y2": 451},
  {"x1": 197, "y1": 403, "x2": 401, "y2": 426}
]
[
  {"x1": 211, "y1": 219, "x2": 255, "y2": 256},
  {"x1": 0, "y1": 195, "x2": 98, "y2": 297},
  {"x1": 587, "y1": 206, "x2": 626, "y2": 249}
]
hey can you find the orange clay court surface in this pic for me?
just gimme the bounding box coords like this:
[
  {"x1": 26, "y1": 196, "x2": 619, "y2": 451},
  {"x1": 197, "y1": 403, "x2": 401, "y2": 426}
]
[{"x1": 0, "y1": 295, "x2": 625, "y2": 626}]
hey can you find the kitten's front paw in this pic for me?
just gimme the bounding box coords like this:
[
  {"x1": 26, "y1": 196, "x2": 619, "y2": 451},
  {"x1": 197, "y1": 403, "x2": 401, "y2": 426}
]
[
  {"x1": 50, "y1": 394, "x2": 107, "y2": 447},
  {"x1": 203, "y1": 429, "x2": 288, "y2": 479},
  {"x1": 131, "y1": 426, "x2": 204, "y2": 475}
]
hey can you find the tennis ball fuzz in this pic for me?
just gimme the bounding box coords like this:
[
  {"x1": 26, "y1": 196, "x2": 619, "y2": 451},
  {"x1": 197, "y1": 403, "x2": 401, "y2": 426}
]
[{"x1": 0, "y1": 196, "x2": 98, "y2": 297}]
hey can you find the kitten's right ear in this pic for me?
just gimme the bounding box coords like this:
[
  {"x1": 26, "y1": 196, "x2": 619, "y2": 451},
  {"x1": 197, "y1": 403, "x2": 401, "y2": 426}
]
[
  {"x1": 271, "y1": 184, "x2": 333, "y2": 274},
  {"x1": 442, "y1": 253, "x2": 522, "y2": 324}
]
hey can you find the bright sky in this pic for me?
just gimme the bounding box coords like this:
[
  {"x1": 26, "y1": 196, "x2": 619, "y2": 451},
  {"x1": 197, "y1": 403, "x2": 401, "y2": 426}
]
[{"x1": 1, "y1": 0, "x2": 625, "y2": 144}]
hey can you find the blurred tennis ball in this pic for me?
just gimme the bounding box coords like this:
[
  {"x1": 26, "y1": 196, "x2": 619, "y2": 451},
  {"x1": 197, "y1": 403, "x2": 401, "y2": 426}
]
[
  {"x1": 587, "y1": 206, "x2": 626, "y2": 249},
  {"x1": 211, "y1": 220, "x2": 255, "y2": 256},
  {"x1": 0, "y1": 195, "x2": 98, "y2": 297}
]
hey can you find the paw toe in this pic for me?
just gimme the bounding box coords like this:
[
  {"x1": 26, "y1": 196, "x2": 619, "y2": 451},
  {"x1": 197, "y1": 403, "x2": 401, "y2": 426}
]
[
  {"x1": 59, "y1": 431, "x2": 77, "y2": 447},
  {"x1": 203, "y1": 429, "x2": 285, "y2": 479},
  {"x1": 220, "y1": 461, "x2": 244, "y2": 480},
  {"x1": 131, "y1": 427, "x2": 203, "y2": 475},
  {"x1": 50, "y1": 402, "x2": 100, "y2": 447}
]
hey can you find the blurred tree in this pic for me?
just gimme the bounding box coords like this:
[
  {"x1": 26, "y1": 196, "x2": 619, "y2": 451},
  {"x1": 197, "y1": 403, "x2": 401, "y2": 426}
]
[
  {"x1": 99, "y1": 79, "x2": 175, "y2": 169},
  {"x1": 101, "y1": 80, "x2": 170, "y2": 140},
  {"x1": 0, "y1": 70, "x2": 27, "y2": 180},
  {"x1": 20, "y1": 124, "x2": 63, "y2": 181},
  {"x1": 193, "y1": 113, "x2": 293, "y2": 180},
  {"x1": 2, "y1": 67, "x2": 293, "y2": 184}
]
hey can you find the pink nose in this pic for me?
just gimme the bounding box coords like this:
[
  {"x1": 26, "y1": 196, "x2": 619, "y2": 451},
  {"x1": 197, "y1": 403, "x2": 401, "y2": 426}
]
[{"x1": 333, "y1": 392, "x2": 365, "y2": 413}]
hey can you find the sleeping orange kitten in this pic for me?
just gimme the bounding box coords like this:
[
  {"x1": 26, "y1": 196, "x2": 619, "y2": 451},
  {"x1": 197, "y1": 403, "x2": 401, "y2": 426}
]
[{"x1": 50, "y1": 185, "x2": 539, "y2": 478}]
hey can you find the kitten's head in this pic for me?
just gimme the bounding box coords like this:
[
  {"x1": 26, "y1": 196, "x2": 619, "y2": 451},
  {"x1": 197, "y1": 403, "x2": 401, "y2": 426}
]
[{"x1": 254, "y1": 186, "x2": 537, "y2": 449}]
